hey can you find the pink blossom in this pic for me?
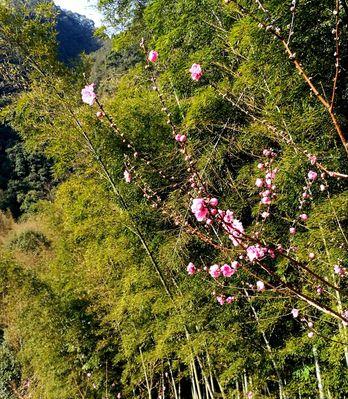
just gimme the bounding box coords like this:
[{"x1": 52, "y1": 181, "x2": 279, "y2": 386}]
[
  {"x1": 256, "y1": 280, "x2": 265, "y2": 291},
  {"x1": 308, "y1": 252, "x2": 315, "y2": 260},
  {"x1": 308, "y1": 170, "x2": 318, "y2": 181},
  {"x1": 291, "y1": 308, "x2": 299, "y2": 318},
  {"x1": 246, "y1": 245, "x2": 266, "y2": 262},
  {"x1": 218, "y1": 209, "x2": 225, "y2": 217},
  {"x1": 117, "y1": 394, "x2": 122, "y2": 399},
  {"x1": 342, "y1": 310, "x2": 348, "y2": 324},
  {"x1": 334, "y1": 264, "x2": 342, "y2": 274},
  {"x1": 81, "y1": 83, "x2": 96, "y2": 106},
  {"x1": 148, "y1": 50, "x2": 158, "y2": 62},
  {"x1": 226, "y1": 296, "x2": 235, "y2": 304},
  {"x1": 334, "y1": 264, "x2": 346, "y2": 276},
  {"x1": 216, "y1": 296, "x2": 225, "y2": 305},
  {"x1": 263, "y1": 149, "x2": 271, "y2": 157},
  {"x1": 300, "y1": 214, "x2": 308, "y2": 221},
  {"x1": 308, "y1": 321, "x2": 314, "y2": 328},
  {"x1": 221, "y1": 264, "x2": 234, "y2": 277},
  {"x1": 289, "y1": 227, "x2": 296, "y2": 235},
  {"x1": 268, "y1": 248, "x2": 276, "y2": 258},
  {"x1": 175, "y1": 134, "x2": 187, "y2": 142},
  {"x1": 227, "y1": 219, "x2": 244, "y2": 246},
  {"x1": 211, "y1": 208, "x2": 218, "y2": 216},
  {"x1": 247, "y1": 392, "x2": 254, "y2": 399},
  {"x1": 261, "y1": 211, "x2": 269, "y2": 219},
  {"x1": 261, "y1": 196, "x2": 271, "y2": 205},
  {"x1": 189, "y1": 63, "x2": 203, "y2": 81},
  {"x1": 309, "y1": 155, "x2": 317, "y2": 165},
  {"x1": 209, "y1": 264, "x2": 221, "y2": 278},
  {"x1": 191, "y1": 198, "x2": 208, "y2": 221},
  {"x1": 316, "y1": 286, "x2": 323, "y2": 294},
  {"x1": 124, "y1": 170, "x2": 132, "y2": 183},
  {"x1": 223, "y1": 210, "x2": 234, "y2": 224},
  {"x1": 209, "y1": 198, "x2": 219, "y2": 207},
  {"x1": 96, "y1": 111, "x2": 105, "y2": 118},
  {"x1": 255, "y1": 178, "x2": 264, "y2": 188},
  {"x1": 266, "y1": 170, "x2": 276, "y2": 180},
  {"x1": 231, "y1": 261, "x2": 240, "y2": 270},
  {"x1": 308, "y1": 331, "x2": 314, "y2": 338},
  {"x1": 257, "y1": 163, "x2": 264, "y2": 170},
  {"x1": 187, "y1": 262, "x2": 196, "y2": 275},
  {"x1": 180, "y1": 135, "x2": 187, "y2": 143},
  {"x1": 320, "y1": 184, "x2": 326, "y2": 191}
]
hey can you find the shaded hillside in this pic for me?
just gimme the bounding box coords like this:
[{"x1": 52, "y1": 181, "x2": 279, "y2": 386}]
[
  {"x1": 0, "y1": 1, "x2": 102, "y2": 216},
  {"x1": 56, "y1": 7, "x2": 102, "y2": 62}
]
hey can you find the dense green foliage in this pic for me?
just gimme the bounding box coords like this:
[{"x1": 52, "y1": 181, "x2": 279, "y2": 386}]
[{"x1": 0, "y1": 0, "x2": 347, "y2": 398}]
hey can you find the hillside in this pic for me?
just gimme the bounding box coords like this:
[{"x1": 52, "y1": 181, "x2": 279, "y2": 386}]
[{"x1": 0, "y1": 0, "x2": 101, "y2": 217}]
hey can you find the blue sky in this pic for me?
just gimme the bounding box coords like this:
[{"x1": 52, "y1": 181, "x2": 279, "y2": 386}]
[{"x1": 54, "y1": 0, "x2": 103, "y2": 26}]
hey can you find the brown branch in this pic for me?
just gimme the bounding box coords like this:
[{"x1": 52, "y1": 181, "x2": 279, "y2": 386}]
[
  {"x1": 227, "y1": 0, "x2": 348, "y2": 155},
  {"x1": 215, "y1": 87, "x2": 348, "y2": 178}
]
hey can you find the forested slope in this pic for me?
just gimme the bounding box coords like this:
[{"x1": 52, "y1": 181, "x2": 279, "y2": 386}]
[
  {"x1": 0, "y1": 1, "x2": 347, "y2": 398},
  {"x1": 0, "y1": 0, "x2": 101, "y2": 217}
]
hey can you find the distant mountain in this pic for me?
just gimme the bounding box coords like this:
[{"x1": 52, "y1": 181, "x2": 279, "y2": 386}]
[
  {"x1": 56, "y1": 7, "x2": 102, "y2": 62},
  {"x1": 9, "y1": 0, "x2": 102, "y2": 62}
]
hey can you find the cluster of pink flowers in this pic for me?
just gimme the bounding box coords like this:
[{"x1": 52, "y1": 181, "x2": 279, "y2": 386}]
[
  {"x1": 216, "y1": 295, "x2": 236, "y2": 305},
  {"x1": 298, "y1": 169, "x2": 320, "y2": 210},
  {"x1": 187, "y1": 261, "x2": 240, "y2": 279},
  {"x1": 256, "y1": 150, "x2": 278, "y2": 207},
  {"x1": 288, "y1": 167, "x2": 321, "y2": 237},
  {"x1": 81, "y1": 83, "x2": 96, "y2": 106},
  {"x1": 220, "y1": 210, "x2": 245, "y2": 246},
  {"x1": 246, "y1": 245, "x2": 267, "y2": 262},
  {"x1": 209, "y1": 263, "x2": 238, "y2": 278},
  {"x1": 190, "y1": 197, "x2": 246, "y2": 248},
  {"x1": 81, "y1": 51, "x2": 343, "y2": 320}
]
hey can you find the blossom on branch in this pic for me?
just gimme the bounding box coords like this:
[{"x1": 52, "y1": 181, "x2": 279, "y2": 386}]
[
  {"x1": 81, "y1": 83, "x2": 96, "y2": 106},
  {"x1": 189, "y1": 63, "x2": 203, "y2": 81},
  {"x1": 246, "y1": 245, "x2": 267, "y2": 262},
  {"x1": 148, "y1": 50, "x2": 158, "y2": 62},
  {"x1": 191, "y1": 198, "x2": 208, "y2": 221},
  {"x1": 124, "y1": 170, "x2": 132, "y2": 183}
]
